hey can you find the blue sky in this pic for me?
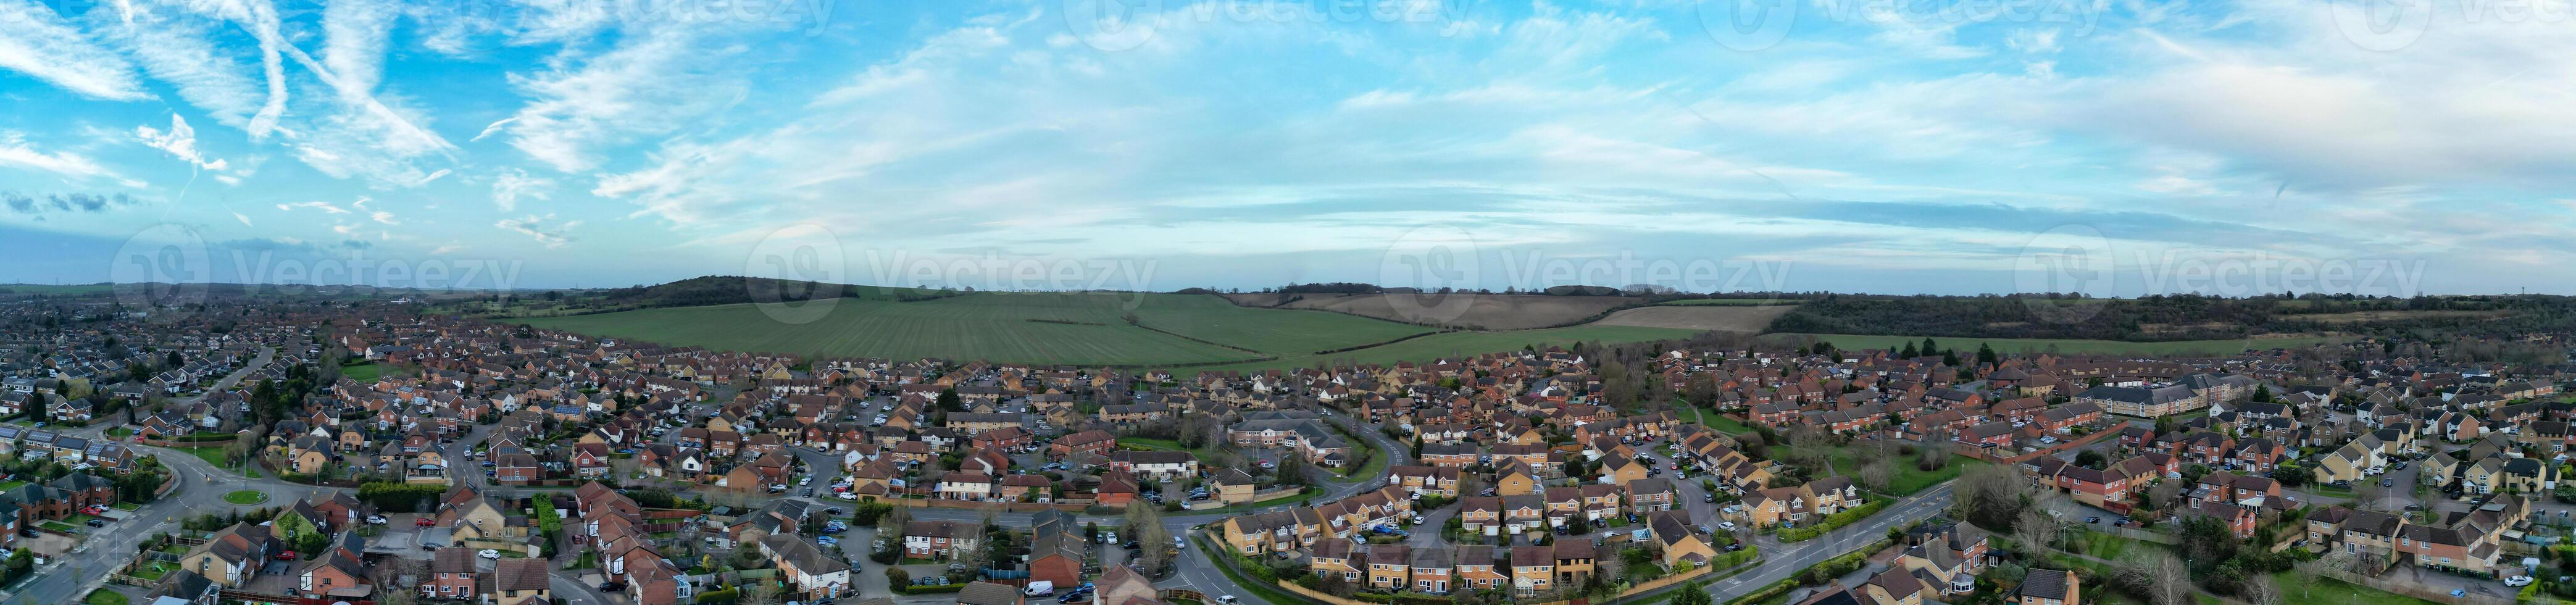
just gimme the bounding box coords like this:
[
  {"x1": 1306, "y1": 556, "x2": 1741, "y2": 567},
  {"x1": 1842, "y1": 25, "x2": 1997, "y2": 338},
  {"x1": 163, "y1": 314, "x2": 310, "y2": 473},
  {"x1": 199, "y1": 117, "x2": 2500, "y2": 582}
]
[{"x1": 2, "y1": 0, "x2": 2570, "y2": 296}]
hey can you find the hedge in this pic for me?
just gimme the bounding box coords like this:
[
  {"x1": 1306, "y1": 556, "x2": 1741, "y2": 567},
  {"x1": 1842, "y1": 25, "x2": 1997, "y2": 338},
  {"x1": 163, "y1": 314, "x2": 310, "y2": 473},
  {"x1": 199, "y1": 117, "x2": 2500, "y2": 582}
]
[
  {"x1": 694, "y1": 588, "x2": 739, "y2": 604},
  {"x1": 1352, "y1": 591, "x2": 1454, "y2": 605},
  {"x1": 356, "y1": 482, "x2": 447, "y2": 512},
  {"x1": 1794, "y1": 539, "x2": 1893, "y2": 585},
  {"x1": 1777, "y1": 499, "x2": 1892, "y2": 543}
]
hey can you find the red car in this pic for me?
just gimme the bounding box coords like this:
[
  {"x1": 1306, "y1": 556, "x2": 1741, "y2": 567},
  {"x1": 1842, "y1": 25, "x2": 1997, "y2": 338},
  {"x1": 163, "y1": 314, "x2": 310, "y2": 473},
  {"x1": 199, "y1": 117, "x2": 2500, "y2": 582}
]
[
  {"x1": 415, "y1": 517, "x2": 437, "y2": 527},
  {"x1": 275, "y1": 551, "x2": 298, "y2": 561}
]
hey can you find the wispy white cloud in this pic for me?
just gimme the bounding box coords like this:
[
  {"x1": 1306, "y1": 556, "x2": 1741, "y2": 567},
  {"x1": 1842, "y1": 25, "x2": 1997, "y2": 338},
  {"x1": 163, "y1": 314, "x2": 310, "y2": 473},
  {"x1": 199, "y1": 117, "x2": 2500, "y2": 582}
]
[
  {"x1": 134, "y1": 114, "x2": 229, "y2": 171},
  {"x1": 501, "y1": 25, "x2": 748, "y2": 172},
  {"x1": 276, "y1": 201, "x2": 350, "y2": 214},
  {"x1": 497, "y1": 214, "x2": 580, "y2": 248},
  {"x1": 0, "y1": 0, "x2": 151, "y2": 101},
  {"x1": 492, "y1": 170, "x2": 554, "y2": 212},
  {"x1": 0, "y1": 132, "x2": 145, "y2": 188}
]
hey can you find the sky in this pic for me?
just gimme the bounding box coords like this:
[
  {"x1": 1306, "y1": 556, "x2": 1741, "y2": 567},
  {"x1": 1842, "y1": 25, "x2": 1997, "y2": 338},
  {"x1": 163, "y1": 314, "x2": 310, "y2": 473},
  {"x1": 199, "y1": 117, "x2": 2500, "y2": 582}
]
[{"x1": 2, "y1": 0, "x2": 2572, "y2": 297}]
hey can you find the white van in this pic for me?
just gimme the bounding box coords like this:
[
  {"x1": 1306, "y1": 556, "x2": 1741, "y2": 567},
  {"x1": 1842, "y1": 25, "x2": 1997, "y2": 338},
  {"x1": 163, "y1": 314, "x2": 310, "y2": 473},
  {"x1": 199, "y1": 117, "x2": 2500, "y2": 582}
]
[{"x1": 1025, "y1": 581, "x2": 1057, "y2": 596}]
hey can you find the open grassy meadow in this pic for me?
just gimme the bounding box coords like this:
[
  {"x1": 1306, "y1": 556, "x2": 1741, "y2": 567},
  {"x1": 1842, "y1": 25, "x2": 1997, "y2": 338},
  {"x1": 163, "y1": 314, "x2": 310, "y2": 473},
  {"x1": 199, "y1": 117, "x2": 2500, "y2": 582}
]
[
  {"x1": 1765, "y1": 333, "x2": 2348, "y2": 356},
  {"x1": 1654, "y1": 299, "x2": 1802, "y2": 306},
  {"x1": 1221, "y1": 292, "x2": 1641, "y2": 330},
  {"x1": 523, "y1": 293, "x2": 1434, "y2": 366},
  {"x1": 1186, "y1": 323, "x2": 1705, "y2": 374}
]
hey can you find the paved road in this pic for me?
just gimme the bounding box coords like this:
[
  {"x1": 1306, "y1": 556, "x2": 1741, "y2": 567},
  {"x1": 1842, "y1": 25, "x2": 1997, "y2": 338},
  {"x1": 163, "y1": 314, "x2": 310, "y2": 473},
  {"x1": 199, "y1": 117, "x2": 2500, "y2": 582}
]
[
  {"x1": 4, "y1": 347, "x2": 331, "y2": 605},
  {"x1": 1703, "y1": 483, "x2": 1957, "y2": 604}
]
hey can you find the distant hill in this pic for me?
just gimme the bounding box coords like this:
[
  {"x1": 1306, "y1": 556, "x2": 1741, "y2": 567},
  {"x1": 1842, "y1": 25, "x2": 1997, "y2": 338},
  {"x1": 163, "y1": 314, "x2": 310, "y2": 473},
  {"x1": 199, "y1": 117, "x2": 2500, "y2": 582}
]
[{"x1": 584, "y1": 276, "x2": 951, "y2": 308}]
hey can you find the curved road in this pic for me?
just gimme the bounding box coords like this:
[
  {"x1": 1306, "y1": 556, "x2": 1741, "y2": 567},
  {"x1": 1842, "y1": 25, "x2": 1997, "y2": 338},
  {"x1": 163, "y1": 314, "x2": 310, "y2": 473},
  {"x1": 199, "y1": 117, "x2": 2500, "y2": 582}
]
[{"x1": 3, "y1": 346, "x2": 363, "y2": 605}]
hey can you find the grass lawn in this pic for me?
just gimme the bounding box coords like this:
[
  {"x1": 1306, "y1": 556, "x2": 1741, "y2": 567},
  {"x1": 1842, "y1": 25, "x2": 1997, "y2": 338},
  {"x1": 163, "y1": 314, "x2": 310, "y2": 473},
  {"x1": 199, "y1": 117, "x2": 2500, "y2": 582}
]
[
  {"x1": 1690, "y1": 407, "x2": 1755, "y2": 435},
  {"x1": 2069, "y1": 530, "x2": 2151, "y2": 560},
  {"x1": 177, "y1": 446, "x2": 229, "y2": 468},
  {"x1": 223, "y1": 490, "x2": 268, "y2": 504},
  {"x1": 130, "y1": 561, "x2": 177, "y2": 581},
  {"x1": 1830, "y1": 451, "x2": 1979, "y2": 496},
  {"x1": 112, "y1": 502, "x2": 138, "y2": 511},
  {"x1": 83, "y1": 589, "x2": 128, "y2": 605},
  {"x1": 40, "y1": 521, "x2": 78, "y2": 533},
  {"x1": 0, "y1": 481, "x2": 25, "y2": 491},
  {"x1": 104, "y1": 427, "x2": 133, "y2": 438},
  {"x1": 2274, "y1": 572, "x2": 2441, "y2": 605},
  {"x1": 341, "y1": 362, "x2": 387, "y2": 383},
  {"x1": 1765, "y1": 333, "x2": 2351, "y2": 357}
]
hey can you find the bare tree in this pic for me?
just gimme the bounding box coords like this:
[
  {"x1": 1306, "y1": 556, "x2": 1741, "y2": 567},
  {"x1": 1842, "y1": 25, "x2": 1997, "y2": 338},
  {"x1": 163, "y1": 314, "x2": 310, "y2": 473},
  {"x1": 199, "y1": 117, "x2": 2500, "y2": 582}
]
[
  {"x1": 2298, "y1": 555, "x2": 2342, "y2": 598},
  {"x1": 2354, "y1": 482, "x2": 2388, "y2": 511},
  {"x1": 1128, "y1": 500, "x2": 1173, "y2": 576},
  {"x1": 740, "y1": 578, "x2": 781, "y2": 605},
  {"x1": 1857, "y1": 460, "x2": 1894, "y2": 494},
  {"x1": 879, "y1": 506, "x2": 912, "y2": 551},
  {"x1": 2146, "y1": 480, "x2": 2183, "y2": 511},
  {"x1": 2015, "y1": 506, "x2": 2063, "y2": 554},
  {"x1": 2148, "y1": 553, "x2": 2194, "y2": 605},
  {"x1": 2242, "y1": 574, "x2": 2281, "y2": 605}
]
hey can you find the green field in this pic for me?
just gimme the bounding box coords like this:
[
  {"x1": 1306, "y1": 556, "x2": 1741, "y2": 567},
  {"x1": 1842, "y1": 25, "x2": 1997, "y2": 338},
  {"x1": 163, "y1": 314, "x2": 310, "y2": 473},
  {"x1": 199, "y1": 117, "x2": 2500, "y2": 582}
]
[
  {"x1": 1767, "y1": 333, "x2": 2348, "y2": 356},
  {"x1": 342, "y1": 362, "x2": 387, "y2": 383},
  {"x1": 1185, "y1": 324, "x2": 1704, "y2": 374},
  {"x1": 1830, "y1": 451, "x2": 1978, "y2": 496},
  {"x1": 525, "y1": 291, "x2": 1701, "y2": 369},
  {"x1": 525, "y1": 293, "x2": 1431, "y2": 365},
  {"x1": 1656, "y1": 299, "x2": 1801, "y2": 306}
]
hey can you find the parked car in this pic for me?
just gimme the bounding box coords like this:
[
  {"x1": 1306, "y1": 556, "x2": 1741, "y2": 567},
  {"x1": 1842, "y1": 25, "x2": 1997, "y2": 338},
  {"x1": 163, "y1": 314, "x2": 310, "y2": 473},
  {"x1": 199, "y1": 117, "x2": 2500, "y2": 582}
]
[
  {"x1": 2085, "y1": 516, "x2": 2101, "y2": 524},
  {"x1": 85, "y1": 519, "x2": 106, "y2": 528},
  {"x1": 366, "y1": 515, "x2": 389, "y2": 525},
  {"x1": 2507, "y1": 576, "x2": 2536, "y2": 587},
  {"x1": 599, "y1": 582, "x2": 627, "y2": 592},
  {"x1": 417, "y1": 517, "x2": 438, "y2": 527},
  {"x1": 275, "y1": 551, "x2": 299, "y2": 561}
]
